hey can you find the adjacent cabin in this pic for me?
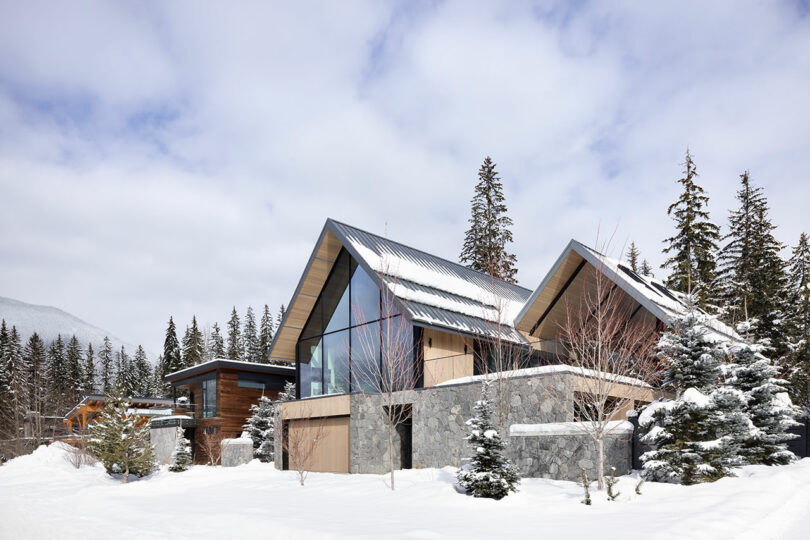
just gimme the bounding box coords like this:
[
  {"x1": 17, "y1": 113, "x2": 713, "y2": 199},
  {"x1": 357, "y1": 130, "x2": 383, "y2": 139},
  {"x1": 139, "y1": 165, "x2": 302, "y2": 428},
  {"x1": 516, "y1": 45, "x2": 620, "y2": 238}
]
[
  {"x1": 63, "y1": 394, "x2": 173, "y2": 442},
  {"x1": 268, "y1": 219, "x2": 733, "y2": 480},
  {"x1": 161, "y1": 359, "x2": 294, "y2": 464}
]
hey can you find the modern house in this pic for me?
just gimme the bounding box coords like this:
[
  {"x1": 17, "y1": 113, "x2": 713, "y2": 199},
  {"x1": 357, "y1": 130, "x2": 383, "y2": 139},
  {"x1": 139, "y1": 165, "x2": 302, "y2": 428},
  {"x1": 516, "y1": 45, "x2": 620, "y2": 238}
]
[
  {"x1": 64, "y1": 394, "x2": 174, "y2": 442},
  {"x1": 158, "y1": 359, "x2": 294, "y2": 464},
  {"x1": 266, "y1": 219, "x2": 732, "y2": 480}
]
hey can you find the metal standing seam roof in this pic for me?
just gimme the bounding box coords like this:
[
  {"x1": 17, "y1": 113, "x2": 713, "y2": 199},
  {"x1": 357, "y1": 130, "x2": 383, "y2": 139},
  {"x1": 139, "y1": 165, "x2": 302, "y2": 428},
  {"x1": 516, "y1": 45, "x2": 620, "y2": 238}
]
[{"x1": 327, "y1": 219, "x2": 533, "y2": 343}]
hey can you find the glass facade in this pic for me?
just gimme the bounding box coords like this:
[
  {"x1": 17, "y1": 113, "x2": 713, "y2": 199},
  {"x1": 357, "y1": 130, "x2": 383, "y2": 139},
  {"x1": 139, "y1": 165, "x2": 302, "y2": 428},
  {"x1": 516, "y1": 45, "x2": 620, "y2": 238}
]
[
  {"x1": 201, "y1": 377, "x2": 216, "y2": 418},
  {"x1": 297, "y1": 248, "x2": 415, "y2": 398}
]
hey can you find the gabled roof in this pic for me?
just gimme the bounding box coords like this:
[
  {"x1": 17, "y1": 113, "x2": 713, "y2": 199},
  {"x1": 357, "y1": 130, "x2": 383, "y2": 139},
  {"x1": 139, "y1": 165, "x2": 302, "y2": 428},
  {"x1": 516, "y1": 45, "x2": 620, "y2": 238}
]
[
  {"x1": 269, "y1": 219, "x2": 532, "y2": 363},
  {"x1": 514, "y1": 239, "x2": 739, "y2": 342}
]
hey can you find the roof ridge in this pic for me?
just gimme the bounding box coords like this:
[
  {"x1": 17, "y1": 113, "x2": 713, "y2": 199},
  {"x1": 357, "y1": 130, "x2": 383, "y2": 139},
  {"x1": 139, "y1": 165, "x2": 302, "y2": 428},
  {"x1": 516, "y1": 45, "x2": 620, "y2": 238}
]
[{"x1": 327, "y1": 218, "x2": 533, "y2": 295}]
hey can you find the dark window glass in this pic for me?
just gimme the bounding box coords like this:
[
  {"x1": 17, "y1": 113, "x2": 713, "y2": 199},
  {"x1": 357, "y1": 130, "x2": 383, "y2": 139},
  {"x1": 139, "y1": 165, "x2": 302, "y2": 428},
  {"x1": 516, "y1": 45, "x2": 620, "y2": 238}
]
[
  {"x1": 351, "y1": 262, "x2": 380, "y2": 326},
  {"x1": 301, "y1": 296, "x2": 325, "y2": 339},
  {"x1": 351, "y1": 321, "x2": 379, "y2": 392},
  {"x1": 381, "y1": 316, "x2": 413, "y2": 391},
  {"x1": 323, "y1": 329, "x2": 350, "y2": 395},
  {"x1": 201, "y1": 377, "x2": 216, "y2": 418},
  {"x1": 322, "y1": 250, "x2": 351, "y2": 335},
  {"x1": 298, "y1": 337, "x2": 323, "y2": 398}
]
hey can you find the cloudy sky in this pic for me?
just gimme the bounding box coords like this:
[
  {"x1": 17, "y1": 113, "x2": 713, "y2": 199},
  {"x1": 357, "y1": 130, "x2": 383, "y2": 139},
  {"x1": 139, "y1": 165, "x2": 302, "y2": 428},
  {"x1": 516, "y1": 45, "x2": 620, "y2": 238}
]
[{"x1": 1, "y1": 1, "x2": 809, "y2": 354}]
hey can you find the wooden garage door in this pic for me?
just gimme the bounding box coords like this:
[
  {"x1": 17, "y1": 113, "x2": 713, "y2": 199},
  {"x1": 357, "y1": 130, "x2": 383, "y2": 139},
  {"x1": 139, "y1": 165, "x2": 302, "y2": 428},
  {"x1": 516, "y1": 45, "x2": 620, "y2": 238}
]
[{"x1": 288, "y1": 416, "x2": 350, "y2": 473}]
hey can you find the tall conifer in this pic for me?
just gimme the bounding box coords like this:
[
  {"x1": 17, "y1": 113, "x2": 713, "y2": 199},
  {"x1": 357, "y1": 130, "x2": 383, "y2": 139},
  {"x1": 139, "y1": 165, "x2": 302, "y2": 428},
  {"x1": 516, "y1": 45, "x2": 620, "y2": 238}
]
[
  {"x1": 460, "y1": 156, "x2": 518, "y2": 283},
  {"x1": 208, "y1": 322, "x2": 225, "y2": 360},
  {"x1": 786, "y1": 233, "x2": 810, "y2": 407},
  {"x1": 243, "y1": 307, "x2": 260, "y2": 363},
  {"x1": 162, "y1": 317, "x2": 183, "y2": 378},
  {"x1": 227, "y1": 307, "x2": 242, "y2": 361},
  {"x1": 182, "y1": 316, "x2": 205, "y2": 366},
  {"x1": 259, "y1": 305, "x2": 274, "y2": 364},
  {"x1": 626, "y1": 241, "x2": 641, "y2": 273},
  {"x1": 83, "y1": 343, "x2": 95, "y2": 394},
  {"x1": 98, "y1": 337, "x2": 114, "y2": 394}
]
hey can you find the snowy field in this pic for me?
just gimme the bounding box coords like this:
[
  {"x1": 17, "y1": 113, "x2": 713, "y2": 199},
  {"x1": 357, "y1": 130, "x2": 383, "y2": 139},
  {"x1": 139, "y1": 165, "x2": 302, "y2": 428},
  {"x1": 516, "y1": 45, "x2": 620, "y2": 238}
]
[{"x1": 2, "y1": 443, "x2": 809, "y2": 540}]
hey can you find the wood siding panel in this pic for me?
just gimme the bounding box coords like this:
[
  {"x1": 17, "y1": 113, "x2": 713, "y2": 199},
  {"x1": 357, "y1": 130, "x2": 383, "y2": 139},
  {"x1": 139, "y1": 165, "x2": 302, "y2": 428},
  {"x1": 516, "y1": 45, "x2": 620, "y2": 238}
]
[
  {"x1": 422, "y1": 328, "x2": 473, "y2": 386},
  {"x1": 282, "y1": 394, "x2": 350, "y2": 420},
  {"x1": 288, "y1": 416, "x2": 350, "y2": 473}
]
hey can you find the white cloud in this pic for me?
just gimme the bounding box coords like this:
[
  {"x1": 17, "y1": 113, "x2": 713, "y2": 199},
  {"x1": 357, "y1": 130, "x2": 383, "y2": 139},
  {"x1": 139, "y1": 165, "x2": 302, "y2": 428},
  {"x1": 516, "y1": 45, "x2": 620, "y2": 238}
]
[{"x1": 0, "y1": 1, "x2": 808, "y2": 352}]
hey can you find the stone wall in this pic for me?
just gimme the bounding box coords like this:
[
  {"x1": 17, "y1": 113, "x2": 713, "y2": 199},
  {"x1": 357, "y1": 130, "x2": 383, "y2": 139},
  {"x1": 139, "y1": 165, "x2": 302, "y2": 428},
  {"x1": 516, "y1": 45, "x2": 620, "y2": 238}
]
[
  {"x1": 221, "y1": 438, "x2": 253, "y2": 467},
  {"x1": 150, "y1": 426, "x2": 178, "y2": 465}
]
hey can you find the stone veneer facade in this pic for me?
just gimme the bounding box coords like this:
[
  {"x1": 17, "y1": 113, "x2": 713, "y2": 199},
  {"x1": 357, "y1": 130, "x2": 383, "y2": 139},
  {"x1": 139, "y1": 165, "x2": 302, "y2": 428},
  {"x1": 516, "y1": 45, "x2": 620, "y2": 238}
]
[{"x1": 277, "y1": 371, "x2": 634, "y2": 481}]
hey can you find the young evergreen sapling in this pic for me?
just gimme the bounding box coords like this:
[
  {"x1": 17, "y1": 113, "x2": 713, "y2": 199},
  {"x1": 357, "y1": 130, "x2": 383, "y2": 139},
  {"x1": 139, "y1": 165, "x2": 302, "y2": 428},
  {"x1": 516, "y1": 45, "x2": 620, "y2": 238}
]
[{"x1": 169, "y1": 426, "x2": 192, "y2": 472}]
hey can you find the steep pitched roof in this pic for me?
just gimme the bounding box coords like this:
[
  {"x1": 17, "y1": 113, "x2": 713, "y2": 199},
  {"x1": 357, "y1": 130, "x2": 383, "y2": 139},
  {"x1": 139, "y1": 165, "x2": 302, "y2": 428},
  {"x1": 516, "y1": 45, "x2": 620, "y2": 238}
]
[
  {"x1": 514, "y1": 239, "x2": 739, "y2": 342},
  {"x1": 268, "y1": 219, "x2": 532, "y2": 363}
]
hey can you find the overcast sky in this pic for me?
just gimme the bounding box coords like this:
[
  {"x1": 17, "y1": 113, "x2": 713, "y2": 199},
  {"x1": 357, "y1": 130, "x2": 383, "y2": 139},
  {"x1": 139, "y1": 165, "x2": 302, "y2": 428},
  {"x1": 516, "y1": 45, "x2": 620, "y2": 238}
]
[{"x1": 1, "y1": 1, "x2": 809, "y2": 354}]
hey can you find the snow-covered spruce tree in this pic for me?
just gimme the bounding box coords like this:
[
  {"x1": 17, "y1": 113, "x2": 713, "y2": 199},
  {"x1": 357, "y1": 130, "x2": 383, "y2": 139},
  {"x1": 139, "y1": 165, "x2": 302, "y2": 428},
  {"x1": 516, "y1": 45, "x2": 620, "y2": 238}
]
[
  {"x1": 243, "y1": 306, "x2": 261, "y2": 363},
  {"x1": 244, "y1": 395, "x2": 275, "y2": 462},
  {"x1": 88, "y1": 386, "x2": 156, "y2": 483},
  {"x1": 457, "y1": 382, "x2": 520, "y2": 500},
  {"x1": 182, "y1": 316, "x2": 206, "y2": 367},
  {"x1": 640, "y1": 259, "x2": 654, "y2": 278},
  {"x1": 259, "y1": 305, "x2": 274, "y2": 364},
  {"x1": 133, "y1": 345, "x2": 152, "y2": 396},
  {"x1": 24, "y1": 333, "x2": 46, "y2": 435},
  {"x1": 278, "y1": 381, "x2": 296, "y2": 402},
  {"x1": 66, "y1": 335, "x2": 84, "y2": 404},
  {"x1": 162, "y1": 317, "x2": 183, "y2": 381},
  {"x1": 459, "y1": 156, "x2": 518, "y2": 283},
  {"x1": 207, "y1": 322, "x2": 225, "y2": 360},
  {"x1": 661, "y1": 149, "x2": 721, "y2": 311},
  {"x1": 116, "y1": 346, "x2": 138, "y2": 396},
  {"x1": 1, "y1": 326, "x2": 28, "y2": 453},
  {"x1": 276, "y1": 304, "x2": 286, "y2": 330},
  {"x1": 169, "y1": 426, "x2": 192, "y2": 472},
  {"x1": 227, "y1": 307, "x2": 242, "y2": 361},
  {"x1": 786, "y1": 232, "x2": 810, "y2": 409},
  {"x1": 727, "y1": 321, "x2": 798, "y2": 465},
  {"x1": 46, "y1": 335, "x2": 68, "y2": 414},
  {"x1": 82, "y1": 343, "x2": 95, "y2": 395},
  {"x1": 98, "y1": 336, "x2": 114, "y2": 394},
  {"x1": 641, "y1": 300, "x2": 750, "y2": 484}
]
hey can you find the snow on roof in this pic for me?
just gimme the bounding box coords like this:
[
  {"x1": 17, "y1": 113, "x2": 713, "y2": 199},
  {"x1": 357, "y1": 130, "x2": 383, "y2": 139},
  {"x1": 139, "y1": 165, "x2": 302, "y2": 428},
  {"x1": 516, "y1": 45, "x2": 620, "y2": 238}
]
[
  {"x1": 436, "y1": 364, "x2": 651, "y2": 388},
  {"x1": 165, "y1": 358, "x2": 295, "y2": 381},
  {"x1": 510, "y1": 420, "x2": 634, "y2": 437},
  {"x1": 331, "y1": 219, "x2": 532, "y2": 343},
  {"x1": 576, "y1": 242, "x2": 739, "y2": 342}
]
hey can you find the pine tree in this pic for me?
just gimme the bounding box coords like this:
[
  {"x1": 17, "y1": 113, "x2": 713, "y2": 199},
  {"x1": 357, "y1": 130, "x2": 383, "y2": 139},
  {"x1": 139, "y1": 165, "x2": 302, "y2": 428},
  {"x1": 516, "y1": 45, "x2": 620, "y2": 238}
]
[
  {"x1": 227, "y1": 307, "x2": 242, "y2": 361},
  {"x1": 456, "y1": 382, "x2": 520, "y2": 499},
  {"x1": 244, "y1": 395, "x2": 275, "y2": 462},
  {"x1": 718, "y1": 172, "x2": 789, "y2": 354},
  {"x1": 182, "y1": 316, "x2": 205, "y2": 366},
  {"x1": 169, "y1": 427, "x2": 192, "y2": 472},
  {"x1": 208, "y1": 322, "x2": 225, "y2": 360},
  {"x1": 259, "y1": 305, "x2": 274, "y2": 364},
  {"x1": 133, "y1": 346, "x2": 152, "y2": 396},
  {"x1": 786, "y1": 233, "x2": 810, "y2": 408},
  {"x1": 152, "y1": 356, "x2": 166, "y2": 398},
  {"x1": 728, "y1": 321, "x2": 798, "y2": 465},
  {"x1": 162, "y1": 317, "x2": 183, "y2": 378},
  {"x1": 626, "y1": 242, "x2": 641, "y2": 273},
  {"x1": 98, "y1": 337, "x2": 114, "y2": 394},
  {"x1": 65, "y1": 335, "x2": 83, "y2": 403},
  {"x1": 460, "y1": 156, "x2": 518, "y2": 283},
  {"x1": 0, "y1": 326, "x2": 28, "y2": 446},
  {"x1": 82, "y1": 343, "x2": 95, "y2": 395},
  {"x1": 278, "y1": 381, "x2": 296, "y2": 402},
  {"x1": 276, "y1": 305, "x2": 286, "y2": 329},
  {"x1": 640, "y1": 259, "x2": 654, "y2": 277},
  {"x1": 46, "y1": 335, "x2": 68, "y2": 414},
  {"x1": 242, "y1": 307, "x2": 260, "y2": 363},
  {"x1": 115, "y1": 346, "x2": 137, "y2": 396},
  {"x1": 87, "y1": 386, "x2": 156, "y2": 483},
  {"x1": 661, "y1": 150, "x2": 721, "y2": 310}
]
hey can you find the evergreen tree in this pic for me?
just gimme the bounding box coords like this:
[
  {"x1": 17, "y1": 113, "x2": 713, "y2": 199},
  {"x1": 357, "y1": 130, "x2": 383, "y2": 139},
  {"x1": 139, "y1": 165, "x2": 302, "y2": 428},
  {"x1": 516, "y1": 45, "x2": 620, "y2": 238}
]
[
  {"x1": 786, "y1": 233, "x2": 810, "y2": 408},
  {"x1": 661, "y1": 150, "x2": 721, "y2": 310},
  {"x1": 626, "y1": 241, "x2": 641, "y2": 273},
  {"x1": 718, "y1": 172, "x2": 789, "y2": 354},
  {"x1": 727, "y1": 321, "x2": 798, "y2": 465},
  {"x1": 162, "y1": 317, "x2": 183, "y2": 378},
  {"x1": 132, "y1": 345, "x2": 152, "y2": 396},
  {"x1": 208, "y1": 322, "x2": 225, "y2": 360},
  {"x1": 24, "y1": 333, "x2": 46, "y2": 420},
  {"x1": 182, "y1": 316, "x2": 205, "y2": 366},
  {"x1": 659, "y1": 300, "x2": 722, "y2": 395},
  {"x1": 244, "y1": 396, "x2": 275, "y2": 462},
  {"x1": 152, "y1": 356, "x2": 166, "y2": 398},
  {"x1": 259, "y1": 305, "x2": 274, "y2": 364},
  {"x1": 0, "y1": 326, "x2": 27, "y2": 444},
  {"x1": 278, "y1": 381, "x2": 296, "y2": 402},
  {"x1": 87, "y1": 386, "x2": 156, "y2": 483},
  {"x1": 115, "y1": 346, "x2": 137, "y2": 396},
  {"x1": 65, "y1": 335, "x2": 83, "y2": 402},
  {"x1": 456, "y1": 382, "x2": 520, "y2": 499},
  {"x1": 169, "y1": 427, "x2": 192, "y2": 472},
  {"x1": 46, "y1": 335, "x2": 68, "y2": 414},
  {"x1": 460, "y1": 156, "x2": 518, "y2": 283},
  {"x1": 98, "y1": 337, "x2": 114, "y2": 394},
  {"x1": 242, "y1": 307, "x2": 260, "y2": 363},
  {"x1": 276, "y1": 305, "x2": 286, "y2": 330},
  {"x1": 640, "y1": 259, "x2": 654, "y2": 277},
  {"x1": 226, "y1": 307, "x2": 242, "y2": 361},
  {"x1": 82, "y1": 343, "x2": 95, "y2": 395}
]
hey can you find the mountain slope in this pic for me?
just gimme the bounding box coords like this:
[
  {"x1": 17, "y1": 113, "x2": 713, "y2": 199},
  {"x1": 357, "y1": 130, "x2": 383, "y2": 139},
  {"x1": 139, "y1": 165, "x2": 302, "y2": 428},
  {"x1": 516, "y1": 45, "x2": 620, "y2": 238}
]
[{"x1": 0, "y1": 296, "x2": 144, "y2": 358}]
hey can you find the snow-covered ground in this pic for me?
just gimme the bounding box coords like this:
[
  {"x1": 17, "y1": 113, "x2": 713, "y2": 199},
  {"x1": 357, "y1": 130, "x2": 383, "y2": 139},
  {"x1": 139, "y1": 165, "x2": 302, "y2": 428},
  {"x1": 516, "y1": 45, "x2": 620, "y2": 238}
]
[{"x1": 2, "y1": 443, "x2": 809, "y2": 540}]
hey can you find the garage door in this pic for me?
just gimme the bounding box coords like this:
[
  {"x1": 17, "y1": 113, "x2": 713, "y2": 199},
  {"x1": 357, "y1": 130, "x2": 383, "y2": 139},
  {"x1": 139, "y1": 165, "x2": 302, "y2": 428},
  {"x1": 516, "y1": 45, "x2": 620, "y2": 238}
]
[{"x1": 287, "y1": 416, "x2": 350, "y2": 473}]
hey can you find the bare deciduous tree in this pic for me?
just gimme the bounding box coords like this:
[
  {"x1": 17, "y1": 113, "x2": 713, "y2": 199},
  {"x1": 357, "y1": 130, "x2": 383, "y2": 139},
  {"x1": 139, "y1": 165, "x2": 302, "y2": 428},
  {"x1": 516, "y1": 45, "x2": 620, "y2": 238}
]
[
  {"x1": 351, "y1": 259, "x2": 423, "y2": 491},
  {"x1": 198, "y1": 429, "x2": 224, "y2": 466},
  {"x1": 551, "y1": 246, "x2": 661, "y2": 490},
  {"x1": 282, "y1": 408, "x2": 327, "y2": 486}
]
